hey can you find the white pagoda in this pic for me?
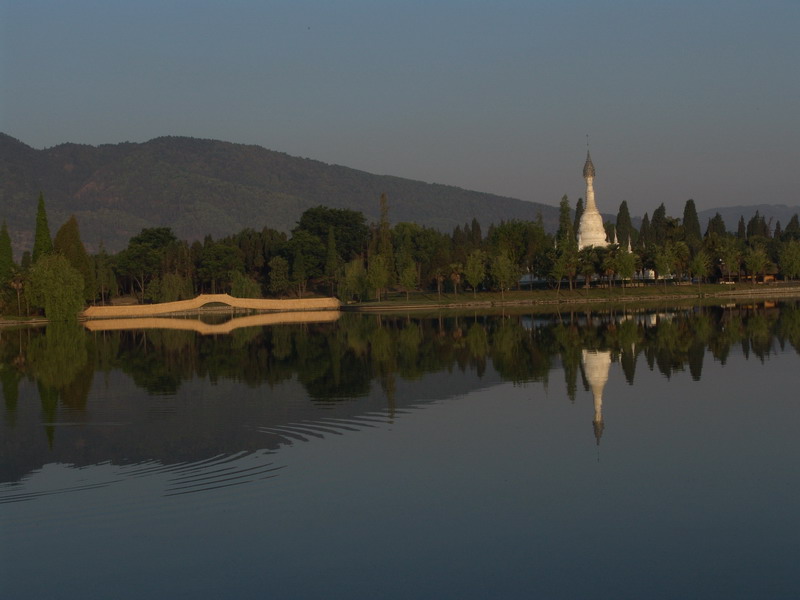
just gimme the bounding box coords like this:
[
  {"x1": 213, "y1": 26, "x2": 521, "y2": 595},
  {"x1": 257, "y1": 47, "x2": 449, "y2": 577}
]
[{"x1": 577, "y1": 151, "x2": 609, "y2": 250}]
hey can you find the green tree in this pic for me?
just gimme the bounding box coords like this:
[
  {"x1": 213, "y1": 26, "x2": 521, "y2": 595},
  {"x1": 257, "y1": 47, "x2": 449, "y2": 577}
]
[
  {"x1": 682, "y1": 199, "x2": 702, "y2": 251},
  {"x1": 689, "y1": 249, "x2": 712, "y2": 285},
  {"x1": 0, "y1": 220, "x2": 13, "y2": 286},
  {"x1": 32, "y1": 192, "x2": 53, "y2": 263},
  {"x1": 367, "y1": 254, "x2": 390, "y2": 301},
  {"x1": 490, "y1": 251, "x2": 518, "y2": 300},
  {"x1": 198, "y1": 242, "x2": 244, "y2": 293},
  {"x1": 637, "y1": 212, "x2": 651, "y2": 251},
  {"x1": 464, "y1": 249, "x2": 487, "y2": 296},
  {"x1": 294, "y1": 206, "x2": 369, "y2": 261},
  {"x1": 578, "y1": 246, "x2": 598, "y2": 289},
  {"x1": 28, "y1": 254, "x2": 84, "y2": 321},
  {"x1": 158, "y1": 272, "x2": 194, "y2": 301},
  {"x1": 718, "y1": 239, "x2": 741, "y2": 282},
  {"x1": 229, "y1": 271, "x2": 262, "y2": 298},
  {"x1": 654, "y1": 245, "x2": 675, "y2": 291},
  {"x1": 93, "y1": 242, "x2": 117, "y2": 305},
  {"x1": 573, "y1": 198, "x2": 584, "y2": 240},
  {"x1": 704, "y1": 212, "x2": 728, "y2": 239},
  {"x1": 340, "y1": 257, "x2": 367, "y2": 302},
  {"x1": 53, "y1": 216, "x2": 95, "y2": 302},
  {"x1": 737, "y1": 216, "x2": 747, "y2": 240},
  {"x1": 324, "y1": 227, "x2": 343, "y2": 295},
  {"x1": 615, "y1": 249, "x2": 637, "y2": 292},
  {"x1": 398, "y1": 262, "x2": 418, "y2": 300},
  {"x1": 115, "y1": 227, "x2": 178, "y2": 300},
  {"x1": 779, "y1": 240, "x2": 800, "y2": 280},
  {"x1": 557, "y1": 195, "x2": 574, "y2": 243},
  {"x1": 267, "y1": 255, "x2": 290, "y2": 297},
  {"x1": 744, "y1": 246, "x2": 769, "y2": 285},
  {"x1": 615, "y1": 200, "x2": 634, "y2": 249}
]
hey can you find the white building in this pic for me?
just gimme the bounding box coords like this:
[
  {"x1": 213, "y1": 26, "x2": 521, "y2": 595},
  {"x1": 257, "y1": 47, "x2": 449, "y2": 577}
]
[{"x1": 577, "y1": 151, "x2": 609, "y2": 250}]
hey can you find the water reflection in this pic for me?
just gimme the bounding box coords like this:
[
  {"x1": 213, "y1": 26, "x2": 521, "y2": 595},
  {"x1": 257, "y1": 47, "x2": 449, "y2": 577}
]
[{"x1": 2, "y1": 301, "x2": 799, "y2": 489}]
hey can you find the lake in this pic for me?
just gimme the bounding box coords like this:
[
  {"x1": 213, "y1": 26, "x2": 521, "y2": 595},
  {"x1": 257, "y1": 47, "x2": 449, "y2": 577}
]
[{"x1": 2, "y1": 302, "x2": 799, "y2": 599}]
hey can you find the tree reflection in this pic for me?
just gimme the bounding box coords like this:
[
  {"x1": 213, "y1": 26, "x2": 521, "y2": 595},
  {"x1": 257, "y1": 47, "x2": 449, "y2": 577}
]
[{"x1": 2, "y1": 301, "x2": 799, "y2": 449}]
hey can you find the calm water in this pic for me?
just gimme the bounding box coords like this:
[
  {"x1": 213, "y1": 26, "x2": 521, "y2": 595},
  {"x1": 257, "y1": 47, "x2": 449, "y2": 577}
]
[{"x1": 2, "y1": 303, "x2": 799, "y2": 599}]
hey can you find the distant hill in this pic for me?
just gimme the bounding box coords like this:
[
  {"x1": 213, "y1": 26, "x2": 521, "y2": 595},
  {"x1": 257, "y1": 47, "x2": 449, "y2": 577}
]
[{"x1": 0, "y1": 133, "x2": 561, "y2": 254}]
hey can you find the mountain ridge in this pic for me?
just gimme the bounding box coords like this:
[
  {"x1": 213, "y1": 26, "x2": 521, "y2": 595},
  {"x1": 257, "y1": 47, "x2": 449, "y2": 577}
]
[{"x1": 0, "y1": 133, "x2": 561, "y2": 254}]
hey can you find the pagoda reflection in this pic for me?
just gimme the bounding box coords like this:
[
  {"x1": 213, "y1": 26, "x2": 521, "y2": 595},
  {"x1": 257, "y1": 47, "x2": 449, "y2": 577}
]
[{"x1": 581, "y1": 349, "x2": 612, "y2": 445}]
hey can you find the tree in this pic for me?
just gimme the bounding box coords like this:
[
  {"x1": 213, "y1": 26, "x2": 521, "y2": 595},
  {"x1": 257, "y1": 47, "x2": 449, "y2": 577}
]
[
  {"x1": 115, "y1": 227, "x2": 178, "y2": 300},
  {"x1": 490, "y1": 251, "x2": 518, "y2": 300},
  {"x1": 28, "y1": 254, "x2": 84, "y2": 321},
  {"x1": 650, "y1": 203, "x2": 669, "y2": 246},
  {"x1": 324, "y1": 227, "x2": 343, "y2": 295},
  {"x1": 32, "y1": 193, "x2": 53, "y2": 263},
  {"x1": 689, "y1": 249, "x2": 712, "y2": 285},
  {"x1": 286, "y1": 229, "x2": 326, "y2": 282},
  {"x1": 53, "y1": 216, "x2": 95, "y2": 302},
  {"x1": 93, "y1": 242, "x2": 117, "y2": 305},
  {"x1": 267, "y1": 256, "x2": 290, "y2": 297},
  {"x1": 784, "y1": 214, "x2": 800, "y2": 241},
  {"x1": 638, "y1": 213, "x2": 651, "y2": 251},
  {"x1": 682, "y1": 199, "x2": 702, "y2": 250},
  {"x1": 573, "y1": 198, "x2": 584, "y2": 241},
  {"x1": 615, "y1": 249, "x2": 637, "y2": 293},
  {"x1": 557, "y1": 195, "x2": 574, "y2": 243},
  {"x1": 705, "y1": 213, "x2": 727, "y2": 239},
  {"x1": 198, "y1": 242, "x2": 243, "y2": 293},
  {"x1": 718, "y1": 239, "x2": 741, "y2": 282},
  {"x1": 615, "y1": 200, "x2": 634, "y2": 249},
  {"x1": 339, "y1": 257, "x2": 367, "y2": 302},
  {"x1": 449, "y1": 263, "x2": 463, "y2": 294},
  {"x1": 744, "y1": 246, "x2": 769, "y2": 285},
  {"x1": 229, "y1": 271, "x2": 262, "y2": 298},
  {"x1": 367, "y1": 254, "x2": 390, "y2": 301},
  {"x1": 654, "y1": 245, "x2": 675, "y2": 291},
  {"x1": 578, "y1": 247, "x2": 598, "y2": 289},
  {"x1": 464, "y1": 249, "x2": 487, "y2": 296},
  {"x1": 779, "y1": 240, "x2": 800, "y2": 280},
  {"x1": 398, "y1": 262, "x2": 418, "y2": 300},
  {"x1": 737, "y1": 216, "x2": 747, "y2": 240},
  {"x1": 294, "y1": 206, "x2": 369, "y2": 261},
  {"x1": 0, "y1": 220, "x2": 13, "y2": 286}
]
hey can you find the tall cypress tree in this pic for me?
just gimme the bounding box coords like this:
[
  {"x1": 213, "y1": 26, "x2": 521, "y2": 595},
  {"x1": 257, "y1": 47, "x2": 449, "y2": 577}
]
[
  {"x1": 650, "y1": 203, "x2": 668, "y2": 246},
  {"x1": 638, "y1": 213, "x2": 651, "y2": 251},
  {"x1": 53, "y1": 215, "x2": 95, "y2": 302},
  {"x1": 557, "y1": 195, "x2": 575, "y2": 244},
  {"x1": 615, "y1": 200, "x2": 634, "y2": 249},
  {"x1": 705, "y1": 213, "x2": 727, "y2": 238},
  {"x1": 32, "y1": 193, "x2": 53, "y2": 263},
  {"x1": 737, "y1": 216, "x2": 747, "y2": 240},
  {"x1": 573, "y1": 198, "x2": 584, "y2": 240},
  {"x1": 0, "y1": 220, "x2": 14, "y2": 286},
  {"x1": 682, "y1": 199, "x2": 702, "y2": 250}
]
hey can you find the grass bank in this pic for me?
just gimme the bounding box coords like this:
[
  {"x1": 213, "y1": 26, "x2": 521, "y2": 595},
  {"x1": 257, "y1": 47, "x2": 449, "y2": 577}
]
[{"x1": 344, "y1": 282, "x2": 800, "y2": 313}]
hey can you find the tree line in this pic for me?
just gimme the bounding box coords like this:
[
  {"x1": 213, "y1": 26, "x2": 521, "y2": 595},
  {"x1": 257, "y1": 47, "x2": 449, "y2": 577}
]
[{"x1": 3, "y1": 192, "x2": 800, "y2": 319}]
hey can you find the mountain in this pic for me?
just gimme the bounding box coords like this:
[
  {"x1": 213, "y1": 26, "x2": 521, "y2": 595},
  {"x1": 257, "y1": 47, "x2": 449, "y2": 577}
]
[{"x1": 0, "y1": 133, "x2": 560, "y2": 254}]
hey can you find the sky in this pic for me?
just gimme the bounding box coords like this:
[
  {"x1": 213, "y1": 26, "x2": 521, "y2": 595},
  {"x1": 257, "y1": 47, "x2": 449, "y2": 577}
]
[{"x1": 1, "y1": 0, "x2": 798, "y2": 218}]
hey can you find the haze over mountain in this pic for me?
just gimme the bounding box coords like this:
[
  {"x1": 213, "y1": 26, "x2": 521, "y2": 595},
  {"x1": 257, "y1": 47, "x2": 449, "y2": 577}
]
[{"x1": 1, "y1": 134, "x2": 563, "y2": 254}]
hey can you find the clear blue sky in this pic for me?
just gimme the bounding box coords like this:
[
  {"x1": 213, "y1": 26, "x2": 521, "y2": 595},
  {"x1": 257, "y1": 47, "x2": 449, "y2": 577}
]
[{"x1": 2, "y1": 0, "x2": 798, "y2": 218}]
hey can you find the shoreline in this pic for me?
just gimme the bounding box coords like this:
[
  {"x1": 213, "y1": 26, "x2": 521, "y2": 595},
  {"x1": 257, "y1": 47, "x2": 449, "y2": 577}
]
[{"x1": 3, "y1": 284, "x2": 800, "y2": 327}]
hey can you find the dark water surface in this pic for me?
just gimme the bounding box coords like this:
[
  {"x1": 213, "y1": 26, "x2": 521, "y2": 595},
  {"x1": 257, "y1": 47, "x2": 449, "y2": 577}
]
[{"x1": 2, "y1": 303, "x2": 799, "y2": 599}]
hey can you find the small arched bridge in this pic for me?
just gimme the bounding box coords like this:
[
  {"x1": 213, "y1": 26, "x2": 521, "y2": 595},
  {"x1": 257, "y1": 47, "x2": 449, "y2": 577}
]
[{"x1": 82, "y1": 294, "x2": 340, "y2": 320}]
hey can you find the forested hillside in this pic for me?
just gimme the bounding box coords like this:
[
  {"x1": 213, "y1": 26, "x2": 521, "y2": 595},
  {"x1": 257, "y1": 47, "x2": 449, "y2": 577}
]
[{"x1": 0, "y1": 133, "x2": 561, "y2": 254}]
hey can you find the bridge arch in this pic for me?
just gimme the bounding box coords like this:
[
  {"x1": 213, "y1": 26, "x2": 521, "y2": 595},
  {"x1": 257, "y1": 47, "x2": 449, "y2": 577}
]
[{"x1": 82, "y1": 294, "x2": 340, "y2": 319}]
